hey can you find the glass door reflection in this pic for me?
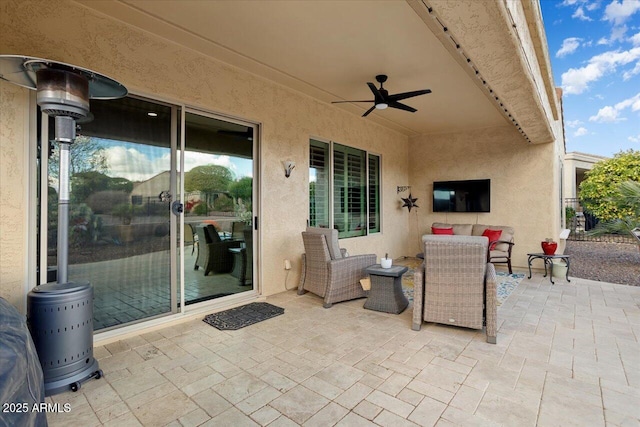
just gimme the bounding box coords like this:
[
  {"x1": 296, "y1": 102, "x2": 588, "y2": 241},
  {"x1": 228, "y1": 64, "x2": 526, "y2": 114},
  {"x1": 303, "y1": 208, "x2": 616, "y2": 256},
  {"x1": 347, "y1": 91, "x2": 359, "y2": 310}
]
[
  {"x1": 181, "y1": 112, "x2": 255, "y2": 305},
  {"x1": 46, "y1": 96, "x2": 177, "y2": 330}
]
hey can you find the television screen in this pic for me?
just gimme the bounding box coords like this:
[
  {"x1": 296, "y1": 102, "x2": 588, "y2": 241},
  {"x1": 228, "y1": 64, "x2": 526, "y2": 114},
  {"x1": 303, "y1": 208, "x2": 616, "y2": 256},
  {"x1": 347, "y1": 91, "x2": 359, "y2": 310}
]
[{"x1": 433, "y1": 179, "x2": 490, "y2": 213}]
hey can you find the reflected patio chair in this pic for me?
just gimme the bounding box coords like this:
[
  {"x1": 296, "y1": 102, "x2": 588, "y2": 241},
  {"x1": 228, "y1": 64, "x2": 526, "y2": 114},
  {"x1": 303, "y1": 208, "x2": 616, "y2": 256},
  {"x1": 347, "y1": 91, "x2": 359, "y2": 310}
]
[
  {"x1": 298, "y1": 227, "x2": 376, "y2": 308},
  {"x1": 412, "y1": 235, "x2": 497, "y2": 344},
  {"x1": 194, "y1": 225, "x2": 241, "y2": 275},
  {"x1": 229, "y1": 228, "x2": 253, "y2": 285}
]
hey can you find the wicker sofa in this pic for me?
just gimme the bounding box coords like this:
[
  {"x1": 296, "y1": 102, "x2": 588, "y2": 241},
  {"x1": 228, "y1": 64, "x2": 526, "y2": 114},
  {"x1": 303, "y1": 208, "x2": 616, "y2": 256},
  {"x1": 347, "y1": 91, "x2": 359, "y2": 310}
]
[
  {"x1": 413, "y1": 235, "x2": 497, "y2": 344},
  {"x1": 431, "y1": 222, "x2": 515, "y2": 273}
]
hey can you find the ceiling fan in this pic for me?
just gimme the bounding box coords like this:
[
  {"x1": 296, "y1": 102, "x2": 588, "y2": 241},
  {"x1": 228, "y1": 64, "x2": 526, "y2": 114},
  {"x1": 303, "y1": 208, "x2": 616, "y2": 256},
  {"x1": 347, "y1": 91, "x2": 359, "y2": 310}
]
[{"x1": 332, "y1": 75, "x2": 431, "y2": 117}]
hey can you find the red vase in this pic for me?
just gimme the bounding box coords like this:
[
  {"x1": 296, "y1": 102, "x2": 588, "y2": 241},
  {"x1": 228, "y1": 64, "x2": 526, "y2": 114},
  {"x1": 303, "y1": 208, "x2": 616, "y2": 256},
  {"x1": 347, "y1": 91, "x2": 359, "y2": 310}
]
[{"x1": 541, "y1": 241, "x2": 557, "y2": 255}]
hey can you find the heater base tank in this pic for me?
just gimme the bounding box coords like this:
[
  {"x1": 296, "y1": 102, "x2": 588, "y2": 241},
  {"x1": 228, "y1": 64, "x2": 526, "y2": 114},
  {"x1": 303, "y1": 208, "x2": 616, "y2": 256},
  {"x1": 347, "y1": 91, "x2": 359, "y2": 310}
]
[{"x1": 27, "y1": 281, "x2": 102, "y2": 396}]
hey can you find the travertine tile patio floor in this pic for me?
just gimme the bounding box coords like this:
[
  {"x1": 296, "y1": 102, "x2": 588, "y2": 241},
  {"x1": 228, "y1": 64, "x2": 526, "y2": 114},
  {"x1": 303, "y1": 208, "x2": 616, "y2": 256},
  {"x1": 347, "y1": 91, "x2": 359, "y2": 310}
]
[{"x1": 46, "y1": 272, "x2": 640, "y2": 426}]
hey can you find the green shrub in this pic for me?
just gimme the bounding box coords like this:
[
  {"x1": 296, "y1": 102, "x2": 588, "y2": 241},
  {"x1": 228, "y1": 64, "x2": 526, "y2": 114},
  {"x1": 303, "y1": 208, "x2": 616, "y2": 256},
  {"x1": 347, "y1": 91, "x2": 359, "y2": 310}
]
[
  {"x1": 192, "y1": 202, "x2": 209, "y2": 215},
  {"x1": 580, "y1": 150, "x2": 640, "y2": 221},
  {"x1": 69, "y1": 203, "x2": 102, "y2": 245},
  {"x1": 112, "y1": 203, "x2": 135, "y2": 223},
  {"x1": 86, "y1": 190, "x2": 129, "y2": 214},
  {"x1": 565, "y1": 206, "x2": 576, "y2": 221},
  {"x1": 214, "y1": 194, "x2": 234, "y2": 212}
]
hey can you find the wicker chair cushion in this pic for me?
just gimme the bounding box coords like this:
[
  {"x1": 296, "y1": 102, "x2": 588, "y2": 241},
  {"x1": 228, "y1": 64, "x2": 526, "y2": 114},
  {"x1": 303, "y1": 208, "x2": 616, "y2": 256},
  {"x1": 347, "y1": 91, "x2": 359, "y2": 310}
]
[
  {"x1": 489, "y1": 249, "x2": 509, "y2": 259},
  {"x1": 306, "y1": 227, "x2": 342, "y2": 259}
]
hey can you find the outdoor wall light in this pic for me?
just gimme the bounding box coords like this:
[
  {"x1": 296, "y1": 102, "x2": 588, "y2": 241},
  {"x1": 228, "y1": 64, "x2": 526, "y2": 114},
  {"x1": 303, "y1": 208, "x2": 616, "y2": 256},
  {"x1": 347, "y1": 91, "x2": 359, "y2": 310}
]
[{"x1": 283, "y1": 160, "x2": 295, "y2": 178}]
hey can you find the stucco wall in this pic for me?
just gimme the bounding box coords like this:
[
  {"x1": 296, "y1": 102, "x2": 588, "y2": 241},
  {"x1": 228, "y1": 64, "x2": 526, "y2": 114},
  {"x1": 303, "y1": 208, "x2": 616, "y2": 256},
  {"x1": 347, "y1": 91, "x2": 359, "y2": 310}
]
[
  {"x1": 409, "y1": 126, "x2": 560, "y2": 269},
  {"x1": 0, "y1": 82, "x2": 30, "y2": 311},
  {"x1": 0, "y1": 0, "x2": 411, "y2": 308}
]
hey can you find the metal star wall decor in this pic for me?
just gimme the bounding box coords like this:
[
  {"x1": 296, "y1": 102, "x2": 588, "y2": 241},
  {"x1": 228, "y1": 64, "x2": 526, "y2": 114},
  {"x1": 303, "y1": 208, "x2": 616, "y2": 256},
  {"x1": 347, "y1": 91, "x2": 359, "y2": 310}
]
[{"x1": 401, "y1": 193, "x2": 419, "y2": 212}]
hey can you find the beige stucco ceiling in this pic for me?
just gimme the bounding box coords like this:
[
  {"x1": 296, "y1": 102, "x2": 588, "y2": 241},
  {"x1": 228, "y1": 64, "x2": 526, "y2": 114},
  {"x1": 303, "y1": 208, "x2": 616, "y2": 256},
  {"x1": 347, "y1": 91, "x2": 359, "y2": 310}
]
[{"x1": 79, "y1": 0, "x2": 510, "y2": 136}]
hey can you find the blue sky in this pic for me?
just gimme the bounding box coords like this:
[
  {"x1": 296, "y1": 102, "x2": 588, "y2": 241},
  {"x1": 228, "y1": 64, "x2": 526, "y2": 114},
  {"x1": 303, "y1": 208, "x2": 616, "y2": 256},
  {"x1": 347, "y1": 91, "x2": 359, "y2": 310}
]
[{"x1": 540, "y1": 0, "x2": 640, "y2": 157}]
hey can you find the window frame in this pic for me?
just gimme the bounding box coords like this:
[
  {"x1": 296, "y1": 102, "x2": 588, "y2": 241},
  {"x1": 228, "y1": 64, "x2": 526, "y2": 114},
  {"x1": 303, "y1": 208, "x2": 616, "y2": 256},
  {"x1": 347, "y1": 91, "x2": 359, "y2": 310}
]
[{"x1": 308, "y1": 138, "x2": 381, "y2": 239}]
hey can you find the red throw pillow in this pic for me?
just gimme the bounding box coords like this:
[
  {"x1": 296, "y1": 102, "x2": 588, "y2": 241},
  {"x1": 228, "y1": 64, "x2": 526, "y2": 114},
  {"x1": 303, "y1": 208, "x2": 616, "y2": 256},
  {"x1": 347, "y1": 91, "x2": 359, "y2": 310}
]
[
  {"x1": 482, "y1": 229, "x2": 502, "y2": 250},
  {"x1": 432, "y1": 227, "x2": 454, "y2": 235}
]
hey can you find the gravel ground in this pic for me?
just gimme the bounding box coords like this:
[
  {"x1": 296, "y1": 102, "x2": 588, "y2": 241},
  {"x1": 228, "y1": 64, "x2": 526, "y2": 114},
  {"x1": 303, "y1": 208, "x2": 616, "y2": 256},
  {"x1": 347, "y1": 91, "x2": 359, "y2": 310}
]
[{"x1": 564, "y1": 240, "x2": 640, "y2": 286}]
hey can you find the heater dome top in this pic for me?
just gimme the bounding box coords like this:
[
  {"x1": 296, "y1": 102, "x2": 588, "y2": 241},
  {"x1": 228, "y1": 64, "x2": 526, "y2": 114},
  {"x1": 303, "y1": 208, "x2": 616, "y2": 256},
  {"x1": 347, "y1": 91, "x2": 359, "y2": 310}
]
[{"x1": 0, "y1": 55, "x2": 127, "y2": 99}]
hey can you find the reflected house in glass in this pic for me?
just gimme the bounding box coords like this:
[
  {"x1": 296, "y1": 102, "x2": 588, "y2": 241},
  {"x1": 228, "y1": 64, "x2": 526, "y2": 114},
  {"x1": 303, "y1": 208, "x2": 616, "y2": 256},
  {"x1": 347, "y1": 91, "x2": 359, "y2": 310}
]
[{"x1": 131, "y1": 171, "x2": 171, "y2": 206}]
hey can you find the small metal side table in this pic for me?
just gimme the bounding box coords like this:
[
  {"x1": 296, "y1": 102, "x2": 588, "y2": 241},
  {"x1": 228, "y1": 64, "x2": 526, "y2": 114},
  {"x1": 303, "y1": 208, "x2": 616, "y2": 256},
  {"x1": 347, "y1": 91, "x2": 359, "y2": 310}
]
[
  {"x1": 363, "y1": 264, "x2": 409, "y2": 314},
  {"x1": 527, "y1": 253, "x2": 571, "y2": 285}
]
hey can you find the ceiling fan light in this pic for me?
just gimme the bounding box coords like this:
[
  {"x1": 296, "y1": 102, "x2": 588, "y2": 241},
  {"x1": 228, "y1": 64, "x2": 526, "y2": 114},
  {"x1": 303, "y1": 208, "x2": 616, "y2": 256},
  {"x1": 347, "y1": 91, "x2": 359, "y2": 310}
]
[{"x1": 375, "y1": 103, "x2": 388, "y2": 110}]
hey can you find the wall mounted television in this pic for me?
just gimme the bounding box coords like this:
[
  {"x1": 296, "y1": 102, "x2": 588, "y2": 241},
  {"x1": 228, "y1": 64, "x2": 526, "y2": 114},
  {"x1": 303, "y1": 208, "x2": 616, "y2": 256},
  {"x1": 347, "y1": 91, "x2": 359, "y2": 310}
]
[{"x1": 433, "y1": 179, "x2": 491, "y2": 213}]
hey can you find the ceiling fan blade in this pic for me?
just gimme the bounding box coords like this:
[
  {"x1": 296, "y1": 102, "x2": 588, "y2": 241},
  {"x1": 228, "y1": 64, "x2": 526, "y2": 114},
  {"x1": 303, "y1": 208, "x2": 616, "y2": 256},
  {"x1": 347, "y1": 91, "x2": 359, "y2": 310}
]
[
  {"x1": 389, "y1": 101, "x2": 417, "y2": 113},
  {"x1": 362, "y1": 105, "x2": 376, "y2": 117},
  {"x1": 331, "y1": 100, "x2": 374, "y2": 104},
  {"x1": 367, "y1": 82, "x2": 384, "y2": 103},
  {"x1": 388, "y1": 89, "x2": 432, "y2": 102}
]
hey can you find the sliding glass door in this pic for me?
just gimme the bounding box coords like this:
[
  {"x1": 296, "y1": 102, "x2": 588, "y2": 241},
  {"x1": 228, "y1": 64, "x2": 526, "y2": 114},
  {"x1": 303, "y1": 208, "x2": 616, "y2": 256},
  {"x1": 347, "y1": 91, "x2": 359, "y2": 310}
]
[
  {"x1": 38, "y1": 97, "x2": 258, "y2": 331},
  {"x1": 180, "y1": 111, "x2": 256, "y2": 305},
  {"x1": 43, "y1": 96, "x2": 178, "y2": 330}
]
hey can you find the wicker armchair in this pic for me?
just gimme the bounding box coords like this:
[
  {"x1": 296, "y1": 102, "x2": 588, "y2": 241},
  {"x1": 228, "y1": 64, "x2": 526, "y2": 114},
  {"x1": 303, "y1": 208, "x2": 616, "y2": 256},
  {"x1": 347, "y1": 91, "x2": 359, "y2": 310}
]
[
  {"x1": 298, "y1": 227, "x2": 376, "y2": 308},
  {"x1": 412, "y1": 235, "x2": 497, "y2": 344},
  {"x1": 194, "y1": 225, "x2": 241, "y2": 276}
]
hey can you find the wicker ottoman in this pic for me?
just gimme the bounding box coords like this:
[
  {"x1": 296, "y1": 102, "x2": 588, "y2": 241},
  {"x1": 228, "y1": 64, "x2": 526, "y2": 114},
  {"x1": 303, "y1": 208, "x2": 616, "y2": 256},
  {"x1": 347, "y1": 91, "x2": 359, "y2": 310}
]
[{"x1": 363, "y1": 264, "x2": 409, "y2": 314}]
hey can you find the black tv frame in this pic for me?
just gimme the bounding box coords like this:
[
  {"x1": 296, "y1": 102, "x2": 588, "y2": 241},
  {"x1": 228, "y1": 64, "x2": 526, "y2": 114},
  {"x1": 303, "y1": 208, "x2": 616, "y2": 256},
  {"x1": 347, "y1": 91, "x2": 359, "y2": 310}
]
[{"x1": 433, "y1": 179, "x2": 491, "y2": 213}]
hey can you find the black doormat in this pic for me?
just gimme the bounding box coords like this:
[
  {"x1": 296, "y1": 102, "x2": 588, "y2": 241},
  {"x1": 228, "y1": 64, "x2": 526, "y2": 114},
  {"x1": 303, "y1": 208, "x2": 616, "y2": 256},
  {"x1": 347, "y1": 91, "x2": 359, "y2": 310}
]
[{"x1": 202, "y1": 302, "x2": 284, "y2": 330}]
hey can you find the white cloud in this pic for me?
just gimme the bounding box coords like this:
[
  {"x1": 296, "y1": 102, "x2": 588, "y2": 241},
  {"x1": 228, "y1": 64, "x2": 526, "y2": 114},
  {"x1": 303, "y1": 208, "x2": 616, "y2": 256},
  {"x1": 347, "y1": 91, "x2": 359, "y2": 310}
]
[
  {"x1": 566, "y1": 119, "x2": 584, "y2": 128},
  {"x1": 629, "y1": 134, "x2": 640, "y2": 143},
  {"x1": 182, "y1": 152, "x2": 238, "y2": 176},
  {"x1": 103, "y1": 146, "x2": 171, "y2": 182},
  {"x1": 590, "y1": 105, "x2": 624, "y2": 122},
  {"x1": 610, "y1": 24, "x2": 629, "y2": 42},
  {"x1": 556, "y1": 37, "x2": 583, "y2": 57},
  {"x1": 631, "y1": 32, "x2": 640, "y2": 45},
  {"x1": 604, "y1": 0, "x2": 640, "y2": 25},
  {"x1": 598, "y1": 25, "x2": 629, "y2": 45},
  {"x1": 623, "y1": 61, "x2": 640, "y2": 79},
  {"x1": 615, "y1": 92, "x2": 640, "y2": 111},
  {"x1": 562, "y1": 46, "x2": 640, "y2": 94},
  {"x1": 586, "y1": 2, "x2": 600, "y2": 11},
  {"x1": 589, "y1": 92, "x2": 640, "y2": 122},
  {"x1": 573, "y1": 6, "x2": 593, "y2": 20},
  {"x1": 103, "y1": 146, "x2": 240, "y2": 182},
  {"x1": 574, "y1": 127, "x2": 589, "y2": 136},
  {"x1": 559, "y1": 0, "x2": 600, "y2": 19}
]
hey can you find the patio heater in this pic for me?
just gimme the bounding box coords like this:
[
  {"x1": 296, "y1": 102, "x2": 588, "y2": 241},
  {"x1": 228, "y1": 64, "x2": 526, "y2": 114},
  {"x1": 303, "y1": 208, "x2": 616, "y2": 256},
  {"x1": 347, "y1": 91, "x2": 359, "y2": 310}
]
[{"x1": 0, "y1": 55, "x2": 127, "y2": 395}]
